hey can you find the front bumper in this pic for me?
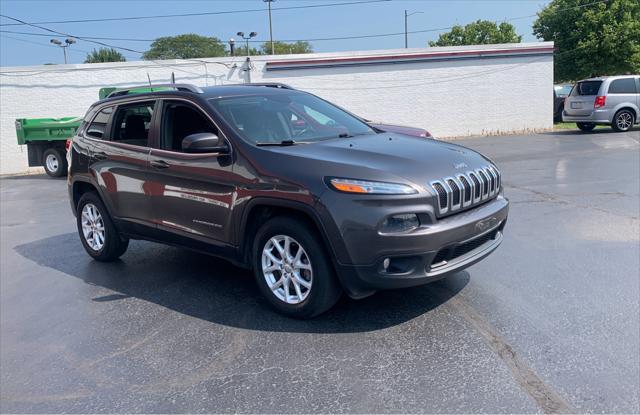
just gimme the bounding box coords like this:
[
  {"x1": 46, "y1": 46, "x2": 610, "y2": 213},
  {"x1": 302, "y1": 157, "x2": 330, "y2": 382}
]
[{"x1": 319, "y1": 193, "x2": 509, "y2": 298}]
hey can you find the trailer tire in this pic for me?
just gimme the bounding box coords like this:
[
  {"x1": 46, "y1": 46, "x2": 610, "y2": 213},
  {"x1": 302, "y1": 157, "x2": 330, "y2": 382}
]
[{"x1": 42, "y1": 148, "x2": 67, "y2": 177}]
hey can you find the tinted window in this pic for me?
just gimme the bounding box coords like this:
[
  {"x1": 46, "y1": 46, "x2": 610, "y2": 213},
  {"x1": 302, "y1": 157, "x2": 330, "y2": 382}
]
[
  {"x1": 86, "y1": 107, "x2": 113, "y2": 139},
  {"x1": 161, "y1": 102, "x2": 217, "y2": 152},
  {"x1": 608, "y1": 78, "x2": 637, "y2": 94},
  {"x1": 112, "y1": 101, "x2": 155, "y2": 147},
  {"x1": 570, "y1": 81, "x2": 603, "y2": 96},
  {"x1": 209, "y1": 92, "x2": 374, "y2": 144},
  {"x1": 554, "y1": 85, "x2": 573, "y2": 97}
]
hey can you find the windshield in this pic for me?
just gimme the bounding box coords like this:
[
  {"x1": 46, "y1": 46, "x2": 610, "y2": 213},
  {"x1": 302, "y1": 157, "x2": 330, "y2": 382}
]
[
  {"x1": 209, "y1": 91, "x2": 375, "y2": 144},
  {"x1": 554, "y1": 85, "x2": 573, "y2": 97},
  {"x1": 570, "y1": 81, "x2": 603, "y2": 96}
]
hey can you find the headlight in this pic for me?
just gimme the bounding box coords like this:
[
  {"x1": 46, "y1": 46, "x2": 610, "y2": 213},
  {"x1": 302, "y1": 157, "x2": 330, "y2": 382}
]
[
  {"x1": 327, "y1": 178, "x2": 417, "y2": 195},
  {"x1": 380, "y1": 213, "x2": 420, "y2": 233}
]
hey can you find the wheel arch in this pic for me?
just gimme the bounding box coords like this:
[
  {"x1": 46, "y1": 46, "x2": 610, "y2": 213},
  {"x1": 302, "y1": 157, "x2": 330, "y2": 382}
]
[
  {"x1": 238, "y1": 198, "x2": 340, "y2": 269},
  {"x1": 70, "y1": 177, "x2": 114, "y2": 218},
  {"x1": 612, "y1": 105, "x2": 639, "y2": 122}
]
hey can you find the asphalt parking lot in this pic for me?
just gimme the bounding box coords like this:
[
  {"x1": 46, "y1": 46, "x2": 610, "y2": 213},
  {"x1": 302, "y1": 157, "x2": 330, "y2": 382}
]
[{"x1": 1, "y1": 129, "x2": 639, "y2": 413}]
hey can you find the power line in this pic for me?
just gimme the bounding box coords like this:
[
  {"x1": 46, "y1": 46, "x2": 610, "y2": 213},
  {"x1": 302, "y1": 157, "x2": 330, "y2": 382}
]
[
  {"x1": 1, "y1": 34, "x2": 86, "y2": 53},
  {"x1": 0, "y1": 14, "x2": 145, "y2": 54},
  {"x1": 0, "y1": 0, "x2": 391, "y2": 26},
  {"x1": 0, "y1": 0, "x2": 609, "y2": 46}
]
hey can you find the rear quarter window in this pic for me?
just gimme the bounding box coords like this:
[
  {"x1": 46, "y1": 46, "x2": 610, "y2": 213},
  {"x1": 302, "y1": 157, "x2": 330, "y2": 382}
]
[
  {"x1": 570, "y1": 81, "x2": 603, "y2": 96},
  {"x1": 86, "y1": 107, "x2": 113, "y2": 139},
  {"x1": 608, "y1": 78, "x2": 638, "y2": 94}
]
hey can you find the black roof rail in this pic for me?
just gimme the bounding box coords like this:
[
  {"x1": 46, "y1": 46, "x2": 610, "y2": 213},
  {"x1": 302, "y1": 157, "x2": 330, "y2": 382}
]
[
  {"x1": 242, "y1": 82, "x2": 296, "y2": 90},
  {"x1": 106, "y1": 83, "x2": 204, "y2": 98}
]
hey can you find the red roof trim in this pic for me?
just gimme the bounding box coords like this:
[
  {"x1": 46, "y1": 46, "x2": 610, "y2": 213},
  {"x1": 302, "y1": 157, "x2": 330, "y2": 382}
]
[{"x1": 266, "y1": 46, "x2": 555, "y2": 67}]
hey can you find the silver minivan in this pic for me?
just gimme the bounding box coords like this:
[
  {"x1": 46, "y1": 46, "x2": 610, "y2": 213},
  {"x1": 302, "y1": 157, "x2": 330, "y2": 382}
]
[{"x1": 563, "y1": 75, "x2": 640, "y2": 132}]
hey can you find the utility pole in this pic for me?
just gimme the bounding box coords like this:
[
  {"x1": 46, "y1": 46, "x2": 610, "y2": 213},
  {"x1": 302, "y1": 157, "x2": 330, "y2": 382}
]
[
  {"x1": 404, "y1": 10, "x2": 408, "y2": 49},
  {"x1": 404, "y1": 10, "x2": 423, "y2": 48},
  {"x1": 264, "y1": 0, "x2": 275, "y2": 55}
]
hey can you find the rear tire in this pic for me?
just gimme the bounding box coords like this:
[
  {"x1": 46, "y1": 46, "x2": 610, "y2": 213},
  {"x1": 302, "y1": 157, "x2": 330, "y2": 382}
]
[
  {"x1": 576, "y1": 122, "x2": 596, "y2": 132},
  {"x1": 253, "y1": 216, "x2": 342, "y2": 318},
  {"x1": 42, "y1": 148, "x2": 67, "y2": 177},
  {"x1": 76, "y1": 192, "x2": 129, "y2": 261},
  {"x1": 612, "y1": 109, "x2": 635, "y2": 132}
]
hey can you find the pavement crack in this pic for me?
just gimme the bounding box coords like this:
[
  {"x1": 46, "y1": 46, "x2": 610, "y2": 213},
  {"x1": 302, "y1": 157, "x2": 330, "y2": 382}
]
[
  {"x1": 433, "y1": 285, "x2": 575, "y2": 414},
  {"x1": 506, "y1": 183, "x2": 639, "y2": 221}
]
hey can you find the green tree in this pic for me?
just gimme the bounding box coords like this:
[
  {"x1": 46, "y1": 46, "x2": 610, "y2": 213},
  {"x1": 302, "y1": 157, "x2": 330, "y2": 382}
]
[
  {"x1": 533, "y1": 0, "x2": 640, "y2": 82},
  {"x1": 429, "y1": 20, "x2": 522, "y2": 47},
  {"x1": 143, "y1": 34, "x2": 227, "y2": 60},
  {"x1": 260, "y1": 41, "x2": 313, "y2": 55},
  {"x1": 84, "y1": 48, "x2": 126, "y2": 63}
]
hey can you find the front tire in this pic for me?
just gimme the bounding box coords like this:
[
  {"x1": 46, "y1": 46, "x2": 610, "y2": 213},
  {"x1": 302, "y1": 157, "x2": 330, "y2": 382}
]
[
  {"x1": 612, "y1": 109, "x2": 635, "y2": 132},
  {"x1": 253, "y1": 216, "x2": 342, "y2": 318},
  {"x1": 76, "y1": 192, "x2": 129, "y2": 261},
  {"x1": 576, "y1": 122, "x2": 596, "y2": 132},
  {"x1": 42, "y1": 148, "x2": 67, "y2": 177}
]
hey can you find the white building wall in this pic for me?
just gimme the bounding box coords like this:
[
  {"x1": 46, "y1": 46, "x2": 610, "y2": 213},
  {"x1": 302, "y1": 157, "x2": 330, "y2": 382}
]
[{"x1": 0, "y1": 42, "x2": 553, "y2": 175}]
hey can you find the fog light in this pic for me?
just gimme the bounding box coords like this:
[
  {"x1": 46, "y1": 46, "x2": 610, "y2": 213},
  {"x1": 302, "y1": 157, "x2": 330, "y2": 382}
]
[
  {"x1": 383, "y1": 258, "x2": 390, "y2": 270},
  {"x1": 381, "y1": 213, "x2": 420, "y2": 234}
]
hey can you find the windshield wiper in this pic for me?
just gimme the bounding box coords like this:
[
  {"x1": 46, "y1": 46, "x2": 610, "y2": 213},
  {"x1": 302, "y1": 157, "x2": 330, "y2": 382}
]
[{"x1": 256, "y1": 139, "x2": 298, "y2": 147}]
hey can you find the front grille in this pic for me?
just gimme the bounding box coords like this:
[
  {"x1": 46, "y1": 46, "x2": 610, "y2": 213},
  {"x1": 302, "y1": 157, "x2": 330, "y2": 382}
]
[
  {"x1": 452, "y1": 229, "x2": 497, "y2": 258},
  {"x1": 430, "y1": 228, "x2": 500, "y2": 270},
  {"x1": 430, "y1": 165, "x2": 501, "y2": 217}
]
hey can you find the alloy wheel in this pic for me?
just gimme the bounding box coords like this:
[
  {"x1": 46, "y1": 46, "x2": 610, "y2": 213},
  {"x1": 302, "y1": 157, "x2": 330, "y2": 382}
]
[
  {"x1": 81, "y1": 203, "x2": 105, "y2": 251},
  {"x1": 616, "y1": 112, "x2": 633, "y2": 131},
  {"x1": 261, "y1": 235, "x2": 313, "y2": 304}
]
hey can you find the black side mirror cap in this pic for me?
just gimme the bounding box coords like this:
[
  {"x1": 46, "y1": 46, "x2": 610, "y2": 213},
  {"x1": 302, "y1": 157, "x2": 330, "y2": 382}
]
[{"x1": 182, "y1": 132, "x2": 229, "y2": 153}]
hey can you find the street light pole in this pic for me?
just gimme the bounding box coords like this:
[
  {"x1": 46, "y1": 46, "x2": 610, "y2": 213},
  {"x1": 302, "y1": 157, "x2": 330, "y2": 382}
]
[
  {"x1": 236, "y1": 32, "x2": 257, "y2": 57},
  {"x1": 50, "y1": 38, "x2": 75, "y2": 64},
  {"x1": 264, "y1": 0, "x2": 275, "y2": 55}
]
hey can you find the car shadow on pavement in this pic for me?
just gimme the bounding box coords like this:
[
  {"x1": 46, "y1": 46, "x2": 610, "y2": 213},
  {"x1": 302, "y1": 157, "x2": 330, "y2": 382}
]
[{"x1": 14, "y1": 232, "x2": 469, "y2": 334}]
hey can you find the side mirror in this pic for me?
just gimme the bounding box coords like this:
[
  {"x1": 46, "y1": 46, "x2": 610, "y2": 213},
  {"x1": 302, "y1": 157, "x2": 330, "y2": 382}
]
[{"x1": 182, "y1": 132, "x2": 228, "y2": 153}]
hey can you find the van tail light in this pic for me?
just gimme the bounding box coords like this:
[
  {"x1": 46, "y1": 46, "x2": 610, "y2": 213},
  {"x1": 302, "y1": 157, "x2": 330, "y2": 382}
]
[
  {"x1": 65, "y1": 138, "x2": 72, "y2": 152},
  {"x1": 594, "y1": 96, "x2": 606, "y2": 109}
]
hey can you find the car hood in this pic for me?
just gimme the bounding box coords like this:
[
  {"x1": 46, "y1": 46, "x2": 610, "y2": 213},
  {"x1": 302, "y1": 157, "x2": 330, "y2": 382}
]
[{"x1": 258, "y1": 133, "x2": 494, "y2": 188}]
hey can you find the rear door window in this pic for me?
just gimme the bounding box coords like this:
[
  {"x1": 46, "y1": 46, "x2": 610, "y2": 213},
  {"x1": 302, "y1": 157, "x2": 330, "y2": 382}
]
[
  {"x1": 570, "y1": 81, "x2": 603, "y2": 96},
  {"x1": 111, "y1": 101, "x2": 155, "y2": 147},
  {"x1": 608, "y1": 78, "x2": 637, "y2": 94}
]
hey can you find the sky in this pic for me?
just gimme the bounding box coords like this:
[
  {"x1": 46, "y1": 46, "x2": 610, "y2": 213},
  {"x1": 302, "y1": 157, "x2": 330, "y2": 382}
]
[{"x1": 0, "y1": 0, "x2": 552, "y2": 67}]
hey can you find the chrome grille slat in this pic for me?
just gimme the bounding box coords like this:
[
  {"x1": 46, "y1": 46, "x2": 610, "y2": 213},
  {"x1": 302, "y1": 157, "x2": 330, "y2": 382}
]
[
  {"x1": 430, "y1": 165, "x2": 501, "y2": 216},
  {"x1": 458, "y1": 175, "x2": 472, "y2": 207},
  {"x1": 446, "y1": 177, "x2": 462, "y2": 211}
]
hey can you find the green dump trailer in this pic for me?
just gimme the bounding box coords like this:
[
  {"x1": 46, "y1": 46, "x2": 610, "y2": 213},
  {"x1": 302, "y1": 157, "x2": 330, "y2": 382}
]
[
  {"x1": 14, "y1": 86, "x2": 172, "y2": 177},
  {"x1": 15, "y1": 116, "x2": 82, "y2": 177}
]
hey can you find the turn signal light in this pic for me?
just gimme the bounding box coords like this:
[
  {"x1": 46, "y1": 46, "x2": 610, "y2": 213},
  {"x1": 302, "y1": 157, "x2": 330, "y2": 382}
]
[
  {"x1": 594, "y1": 96, "x2": 606, "y2": 109},
  {"x1": 65, "y1": 138, "x2": 72, "y2": 152}
]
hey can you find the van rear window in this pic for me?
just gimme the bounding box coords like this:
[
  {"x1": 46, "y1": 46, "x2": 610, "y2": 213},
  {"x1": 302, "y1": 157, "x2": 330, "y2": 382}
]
[{"x1": 570, "y1": 81, "x2": 602, "y2": 96}]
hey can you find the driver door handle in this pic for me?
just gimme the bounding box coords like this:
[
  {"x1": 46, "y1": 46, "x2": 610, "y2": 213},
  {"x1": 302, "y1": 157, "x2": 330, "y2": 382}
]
[{"x1": 150, "y1": 159, "x2": 170, "y2": 169}]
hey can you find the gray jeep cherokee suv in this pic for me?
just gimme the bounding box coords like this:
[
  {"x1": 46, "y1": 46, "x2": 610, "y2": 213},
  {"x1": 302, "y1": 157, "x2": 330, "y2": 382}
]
[
  {"x1": 563, "y1": 75, "x2": 640, "y2": 132},
  {"x1": 68, "y1": 83, "x2": 509, "y2": 318}
]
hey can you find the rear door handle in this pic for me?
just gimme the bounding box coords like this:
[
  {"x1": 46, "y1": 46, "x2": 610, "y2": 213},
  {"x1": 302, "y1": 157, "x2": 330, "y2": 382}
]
[
  {"x1": 150, "y1": 160, "x2": 170, "y2": 169},
  {"x1": 93, "y1": 152, "x2": 108, "y2": 161}
]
